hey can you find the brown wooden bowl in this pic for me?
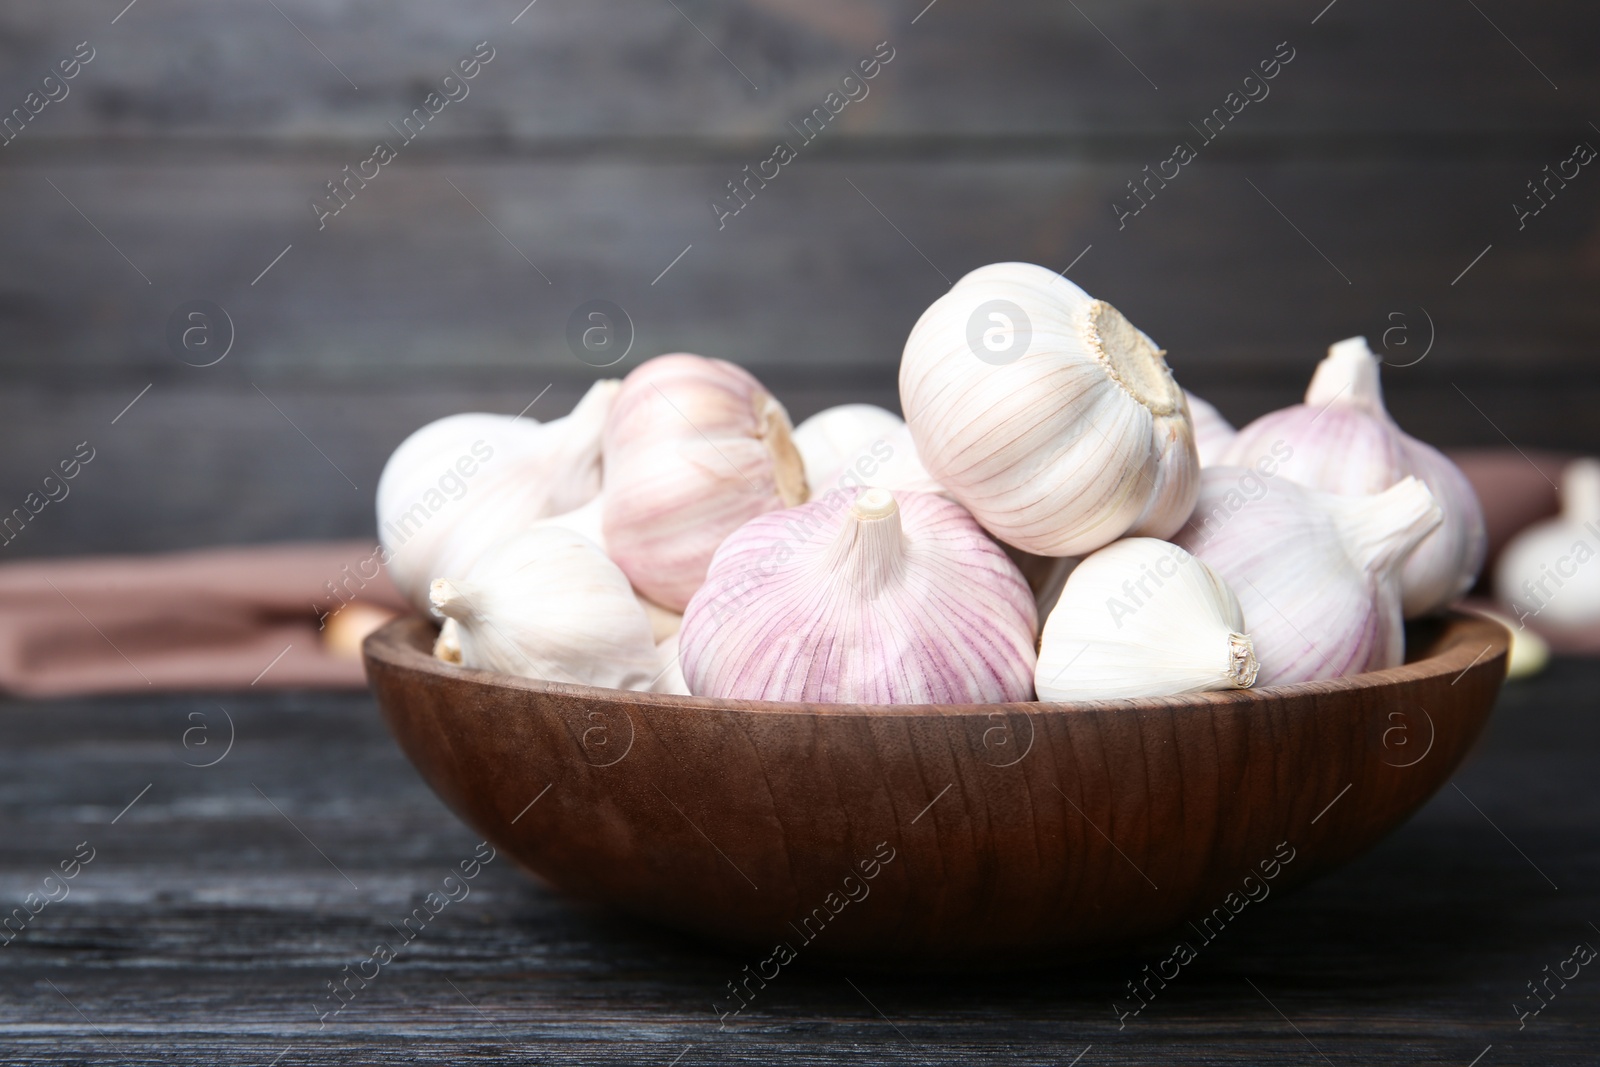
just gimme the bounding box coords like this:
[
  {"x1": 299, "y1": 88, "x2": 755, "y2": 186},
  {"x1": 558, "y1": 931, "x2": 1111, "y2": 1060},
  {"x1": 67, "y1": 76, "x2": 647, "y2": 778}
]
[{"x1": 364, "y1": 613, "x2": 1507, "y2": 966}]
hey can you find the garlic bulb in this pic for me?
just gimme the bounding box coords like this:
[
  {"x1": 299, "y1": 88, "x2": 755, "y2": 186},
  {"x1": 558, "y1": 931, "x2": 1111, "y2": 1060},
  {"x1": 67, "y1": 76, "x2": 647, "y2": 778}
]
[
  {"x1": 429, "y1": 528, "x2": 659, "y2": 690},
  {"x1": 377, "y1": 380, "x2": 619, "y2": 614},
  {"x1": 679, "y1": 487, "x2": 1037, "y2": 703},
  {"x1": 1174, "y1": 468, "x2": 1441, "y2": 686},
  {"x1": 433, "y1": 617, "x2": 462, "y2": 664},
  {"x1": 1036, "y1": 538, "x2": 1257, "y2": 701},
  {"x1": 793, "y1": 404, "x2": 906, "y2": 491},
  {"x1": 602, "y1": 354, "x2": 809, "y2": 612},
  {"x1": 1219, "y1": 337, "x2": 1486, "y2": 618},
  {"x1": 527, "y1": 494, "x2": 680, "y2": 635},
  {"x1": 1185, "y1": 390, "x2": 1237, "y2": 467},
  {"x1": 899, "y1": 262, "x2": 1199, "y2": 556},
  {"x1": 1496, "y1": 458, "x2": 1600, "y2": 631},
  {"x1": 793, "y1": 406, "x2": 943, "y2": 499}
]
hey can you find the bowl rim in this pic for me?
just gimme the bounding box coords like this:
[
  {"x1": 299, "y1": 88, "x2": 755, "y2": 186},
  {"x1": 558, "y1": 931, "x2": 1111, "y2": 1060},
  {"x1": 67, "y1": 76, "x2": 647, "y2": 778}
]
[{"x1": 364, "y1": 610, "x2": 1509, "y2": 719}]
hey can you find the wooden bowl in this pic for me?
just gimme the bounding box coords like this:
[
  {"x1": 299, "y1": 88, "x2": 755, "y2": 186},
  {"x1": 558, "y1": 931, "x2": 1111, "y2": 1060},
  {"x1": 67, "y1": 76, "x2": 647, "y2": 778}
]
[{"x1": 364, "y1": 613, "x2": 1507, "y2": 965}]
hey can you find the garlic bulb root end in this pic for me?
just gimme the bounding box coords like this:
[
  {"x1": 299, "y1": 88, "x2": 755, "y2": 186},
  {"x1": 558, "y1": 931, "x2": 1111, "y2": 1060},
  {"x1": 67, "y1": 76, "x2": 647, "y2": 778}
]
[
  {"x1": 1228, "y1": 631, "x2": 1259, "y2": 689},
  {"x1": 1081, "y1": 299, "x2": 1182, "y2": 417}
]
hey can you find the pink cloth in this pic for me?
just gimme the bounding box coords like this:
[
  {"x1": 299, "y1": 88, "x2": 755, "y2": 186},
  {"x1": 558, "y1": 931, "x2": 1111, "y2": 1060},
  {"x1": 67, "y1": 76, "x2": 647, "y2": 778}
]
[{"x1": 0, "y1": 541, "x2": 405, "y2": 696}]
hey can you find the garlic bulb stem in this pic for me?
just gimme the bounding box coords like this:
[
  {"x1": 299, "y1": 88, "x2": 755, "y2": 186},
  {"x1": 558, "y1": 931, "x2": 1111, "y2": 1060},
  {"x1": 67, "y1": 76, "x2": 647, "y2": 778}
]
[
  {"x1": 825, "y1": 487, "x2": 905, "y2": 596},
  {"x1": 1307, "y1": 336, "x2": 1386, "y2": 414},
  {"x1": 1563, "y1": 459, "x2": 1600, "y2": 524}
]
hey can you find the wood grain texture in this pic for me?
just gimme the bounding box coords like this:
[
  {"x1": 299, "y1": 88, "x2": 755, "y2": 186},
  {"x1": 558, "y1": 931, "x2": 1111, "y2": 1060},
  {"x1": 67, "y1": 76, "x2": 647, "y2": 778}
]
[
  {"x1": 0, "y1": 0, "x2": 1596, "y2": 553},
  {"x1": 0, "y1": 0, "x2": 1593, "y2": 140},
  {"x1": 363, "y1": 613, "x2": 1508, "y2": 964},
  {"x1": 3, "y1": 654, "x2": 1598, "y2": 1063}
]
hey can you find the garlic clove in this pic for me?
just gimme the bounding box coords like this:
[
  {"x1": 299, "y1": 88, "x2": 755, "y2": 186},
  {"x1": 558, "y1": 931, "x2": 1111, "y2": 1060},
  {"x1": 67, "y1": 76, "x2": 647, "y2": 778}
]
[
  {"x1": 433, "y1": 617, "x2": 463, "y2": 664},
  {"x1": 1464, "y1": 605, "x2": 1549, "y2": 680},
  {"x1": 322, "y1": 602, "x2": 399, "y2": 661},
  {"x1": 526, "y1": 492, "x2": 683, "y2": 640},
  {"x1": 680, "y1": 487, "x2": 1038, "y2": 704},
  {"x1": 1184, "y1": 389, "x2": 1237, "y2": 467},
  {"x1": 377, "y1": 380, "x2": 619, "y2": 615},
  {"x1": 1036, "y1": 538, "x2": 1257, "y2": 701},
  {"x1": 898, "y1": 262, "x2": 1199, "y2": 557},
  {"x1": 1175, "y1": 468, "x2": 1441, "y2": 686},
  {"x1": 1495, "y1": 458, "x2": 1600, "y2": 632},
  {"x1": 651, "y1": 633, "x2": 691, "y2": 695},
  {"x1": 429, "y1": 527, "x2": 660, "y2": 691},
  {"x1": 1219, "y1": 337, "x2": 1486, "y2": 618},
  {"x1": 602, "y1": 354, "x2": 809, "y2": 612}
]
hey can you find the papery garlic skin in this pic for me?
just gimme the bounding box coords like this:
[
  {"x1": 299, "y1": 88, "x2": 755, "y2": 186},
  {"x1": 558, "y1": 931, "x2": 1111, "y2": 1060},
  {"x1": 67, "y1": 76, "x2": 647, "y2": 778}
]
[
  {"x1": 1185, "y1": 390, "x2": 1237, "y2": 467},
  {"x1": 1036, "y1": 538, "x2": 1257, "y2": 701},
  {"x1": 602, "y1": 354, "x2": 808, "y2": 612},
  {"x1": 899, "y1": 262, "x2": 1199, "y2": 556},
  {"x1": 530, "y1": 494, "x2": 606, "y2": 549},
  {"x1": 1496, "y1": 458, "x2": 1600, "y2": 631},
  {"x1": 377, "y1": 380, "x2": 619, "y2": 614},
  {"x1": 800, "y1": 412, "x2": 947, "y2": 502},
  {"x1": 429, "y1": 528, "x2": 660, "y2": 691},
  {"x1": 528, "y1": 494, "x2": 679, "y2": 634},
  {"x1": 1219, "y1": 337, "x2": 1486, "y2": 618},
  {"x1": 680, "y1": 487, "x2": 1037, "y2": 704},
  {"x1": 794, "y1": 404, "x2": 906, "y2": 492},
  {"x1": 1175, "y1": 469, "x2": 1442, "y2": 686}
]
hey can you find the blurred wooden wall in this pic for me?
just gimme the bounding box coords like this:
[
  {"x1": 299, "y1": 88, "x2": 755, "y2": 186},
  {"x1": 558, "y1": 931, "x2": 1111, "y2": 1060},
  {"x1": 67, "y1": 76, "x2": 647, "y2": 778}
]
[{"x1": 0, "y1": 0, "x2": 1595, "y2": 555}]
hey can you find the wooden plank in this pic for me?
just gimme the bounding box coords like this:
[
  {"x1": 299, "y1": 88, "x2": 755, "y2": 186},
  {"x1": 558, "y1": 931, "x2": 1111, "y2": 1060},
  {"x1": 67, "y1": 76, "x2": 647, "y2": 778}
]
[
  {"x1": 0, "y1": 662, "x2": 1595, "y2": 1062},
  {"x1": 0, "y1": 156, "x2": 1594, "y2": 386},
  {"x1": 0, "y1": 0, "x2": 1592, "y2": 143}
]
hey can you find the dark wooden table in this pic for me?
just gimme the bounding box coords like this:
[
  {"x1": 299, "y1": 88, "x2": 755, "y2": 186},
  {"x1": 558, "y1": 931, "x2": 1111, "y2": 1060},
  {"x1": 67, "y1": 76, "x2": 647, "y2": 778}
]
[{"x1": 2, "y1": 661, "x2": 1596, "y2": 1065}]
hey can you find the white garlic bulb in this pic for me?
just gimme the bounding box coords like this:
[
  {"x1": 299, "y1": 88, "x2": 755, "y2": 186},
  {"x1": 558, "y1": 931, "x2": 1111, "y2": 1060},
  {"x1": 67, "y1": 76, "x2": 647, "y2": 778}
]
[
  {"x1": 1185, "y1": 390, "x2": 1237, "y2": 467},
  {"x1": 680, "y1": 487, "x2": 1037, "y2": 703},
  {"x1": 377, "y1": 380, "x2": 619, "y2": 614},
  {"x1": 1174, "y1": 468, "x2": 1442, "y2": 686},
  {"x1": 429, "y1": 527, "x2": 660, "y2": 691},
  {"x1": 1496, "y1": 458, "x2": 1600, "y2": 631},
  {"x1": 793, "y1": 406, "x2": 943, "y2": 498},
  {"x1": 1036, "y1": 538, "x2": 1257, "y2": 701},
  {"x1": 793, "y1": 404, "x2": 905, "y2": 491},
  {"x1": 1219, "y1": 337, "x2": 1486, "y2": 618},
  {"x1": 602, "y1": 354, "x2": 809, "y2": 612},
  {"x1": 899, "y1": 262, "x2": 1199, "y2": 556}
]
